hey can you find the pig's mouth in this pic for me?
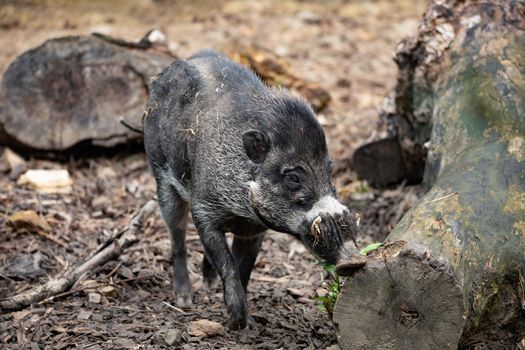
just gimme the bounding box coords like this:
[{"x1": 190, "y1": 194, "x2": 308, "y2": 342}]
[
  {"x1": 248, "y1": 183, "x2": 367, "y2": 276},
  {"x1": 307, "y1": 212, "x2": 367, "y2": 276},
  {"x1": 250, "y1": 201, "x2": 296, "y2": 236}
]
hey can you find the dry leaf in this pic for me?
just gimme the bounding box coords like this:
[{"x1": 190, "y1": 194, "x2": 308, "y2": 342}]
[
  {"x1": 8, "y1": 210, "x2": 51, "y2": 232},
  {"x1": 187, "y1": 319, "x2": 225, "y2": 337}
]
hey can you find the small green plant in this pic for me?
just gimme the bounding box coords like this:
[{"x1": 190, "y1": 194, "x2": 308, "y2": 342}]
[
  {"x1": 355, "y1": 181, "x2": 370, "y2": 193},
  {"x1": 360, "y1": 242, "x2": 383, "y2": 255},
  {"x1": 315, "y1": 263, "x2": 340, "y2": 315}
]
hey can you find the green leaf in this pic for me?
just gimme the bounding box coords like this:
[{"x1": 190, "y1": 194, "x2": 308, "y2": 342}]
[
  {"x1": 318, "y1": 262, "x2": 336, "y2": 274},
  {"x1": 315, "y1": 262, "x2": 342, "y2": 313},
  {"x1": 360, "y1": 242, "x2": 383, "y2": 256},
  {"x1": 315, "y1": 296, "x2": 330, "y2": 303}
]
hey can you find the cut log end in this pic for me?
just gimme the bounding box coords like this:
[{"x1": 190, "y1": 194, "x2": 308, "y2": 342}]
[{"x1": 333, "y1": 248, "x2": 465, "y2": 350}]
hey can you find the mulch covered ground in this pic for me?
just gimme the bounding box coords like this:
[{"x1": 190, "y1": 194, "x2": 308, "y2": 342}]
[{"x1": 0, "y1": 1, "x2": 426, "y2": 349}]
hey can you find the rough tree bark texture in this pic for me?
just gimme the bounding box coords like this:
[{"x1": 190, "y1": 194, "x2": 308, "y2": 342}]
[{"x1": 335, "y1": 1, "x2": 525, "y2": 349}]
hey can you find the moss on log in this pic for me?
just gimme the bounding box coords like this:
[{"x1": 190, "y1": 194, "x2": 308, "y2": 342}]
[{"x1": 335, "y1": 1, "x2": 525, "y2": 348}]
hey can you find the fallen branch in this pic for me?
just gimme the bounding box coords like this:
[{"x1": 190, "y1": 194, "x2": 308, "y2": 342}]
[{"x1": 0, "y1": 200, "x2": 158, "y2": 312}]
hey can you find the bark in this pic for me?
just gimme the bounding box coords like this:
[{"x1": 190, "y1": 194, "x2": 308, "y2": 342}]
[
  {"x1": 335, "y1": 1, "x2": 525, "y2": 348},
  {"x1": 0, "y1": 34, "x2": 174, "y2": 153}
]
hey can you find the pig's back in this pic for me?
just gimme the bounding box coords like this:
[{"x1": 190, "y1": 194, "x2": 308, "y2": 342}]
[
  {"x1": 184, "y1": 51, "x2": 268, "y2": 216},
  {"x1": 187, "y1": 50, "x2": 265, "y2": 100},
  {"x1": 143, "y1": 57, "x2": 204, "y2": 202}
]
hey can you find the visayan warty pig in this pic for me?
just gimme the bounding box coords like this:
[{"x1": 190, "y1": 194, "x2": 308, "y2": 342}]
[{"x1": 143, "y1": 50, "x2": 366, "y2": 330}]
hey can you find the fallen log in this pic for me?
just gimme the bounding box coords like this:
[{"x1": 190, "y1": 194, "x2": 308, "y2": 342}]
[
  {"x1": 0, "y1": 200, "x2": 157, "y2": 312},
  {"x1": 0, "y1": 33, "x2": 174, "y2": 153},
  {"x1": 335, "y1": 0, "x2": 525, "y2": 348}
]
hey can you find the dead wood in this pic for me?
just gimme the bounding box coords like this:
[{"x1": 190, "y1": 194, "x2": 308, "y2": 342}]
[
  {"x1": 0, "y1": 200, "x2": 158, "y2": 312},
  {"x1": 336, "y1": 0, "x2": 525, "y2": 348},
  {"x1": 0, "y1": 34, "x2": 174, "y2": 153}
]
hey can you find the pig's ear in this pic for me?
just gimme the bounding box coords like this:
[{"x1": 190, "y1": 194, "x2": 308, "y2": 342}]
[{"x1": 242, "y1": 129, "x2": 270, "y2": 164}]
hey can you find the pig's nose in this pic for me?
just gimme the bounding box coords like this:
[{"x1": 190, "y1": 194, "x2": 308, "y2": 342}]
[
  {"x1": 336, "y1": 257, "x2": 367, "y2": 276},
  {"x1": 335, "y1": 240, "x2": 367, "y2": 276}
]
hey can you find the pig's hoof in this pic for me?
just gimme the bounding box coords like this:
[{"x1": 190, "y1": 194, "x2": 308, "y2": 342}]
[
  {"x1": 238, "y1": 315, "x2": 258, "y2": 334},
  {"x1": 175, "y1": 293, "x2": 193, "y2": 309},
  {"x1": 246, "y1": 315, "x2": 258, "y2": 329},
  {"x1": 336, "y1": 256, "x2": 367, "y2": 276},
  {"x1": 203, "y1": 275, "x2": 218, "y2": 289},
  {"x1": 228, "y1": 315, "x2": 247, "y2": 331}
]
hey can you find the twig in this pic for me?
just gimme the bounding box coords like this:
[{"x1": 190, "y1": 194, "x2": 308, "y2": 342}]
[
  {"x1": 105, "y1": 261, "x2": 123, "y2": 279},
  {"x1": 33, "y1": 230, "x2": 68, "y2": 248},
  {"x1": 37, "y1": 281, "x2": 106, "y2": 305},
  {"x1": 424, "y1": 192, "x2": 458, "y2": 204},
  {"x1": 0, "y1": 200, "x2": 158, "y2": 312},
  {"x1": 161, "y1": 301, "x2": 186, "y2": 314},
  {"x1": 0, "y1": 272, "x2": 15, "y2": 282}
]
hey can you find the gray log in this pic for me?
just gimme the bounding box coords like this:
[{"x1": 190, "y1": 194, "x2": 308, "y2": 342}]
[{"x1": 0, "y1": 34, "x2": 173, "y2": 152}]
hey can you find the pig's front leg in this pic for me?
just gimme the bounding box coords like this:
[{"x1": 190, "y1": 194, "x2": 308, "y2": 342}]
[
  {"x1": 232, "y1": 234, "x2": 264, "y2": 291},
  {"x1": 192, "y1": 208, "x2": 248, "y2": 330},
  {"x1": 202, "y1": 255, "x2": 218, "y2": 288}
]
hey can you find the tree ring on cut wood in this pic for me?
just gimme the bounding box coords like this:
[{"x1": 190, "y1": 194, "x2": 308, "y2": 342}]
[{"x1": 333, "y1": 243, "x2": 465, "y2": 350}]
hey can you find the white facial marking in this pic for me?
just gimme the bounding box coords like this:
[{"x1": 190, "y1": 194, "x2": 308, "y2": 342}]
[
  {"x1": 247, "y1": 181, "x2": 259, "y2": 192},
  {"x1": 305, "y1": 195, "x2": 348, "y2": 222},
  {"x1": 247, "y1": 181, "x2": 260, "y2": 201}
]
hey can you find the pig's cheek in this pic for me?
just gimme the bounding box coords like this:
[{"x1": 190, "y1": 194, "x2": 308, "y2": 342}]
[
  {"x1": 304, "y1": 195, "x2": 348, "y2": 222},
  {"x1": 286, "y1": 212, "x2": 308, "y2": 234}
]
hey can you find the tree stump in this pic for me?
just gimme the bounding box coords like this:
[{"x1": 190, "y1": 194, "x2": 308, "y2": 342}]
[{"x1": 335, "y1": 0, "x2": 525, "y2": 348}]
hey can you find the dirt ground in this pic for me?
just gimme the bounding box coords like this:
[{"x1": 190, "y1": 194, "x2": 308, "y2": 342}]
[{"x1": 0, "y1": 1, "x2": 427, "y2": 349}]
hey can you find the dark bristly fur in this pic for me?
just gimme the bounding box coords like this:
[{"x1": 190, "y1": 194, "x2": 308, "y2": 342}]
[{"x1": 143, "y1": 50, "x2": 364, "y2": 330}]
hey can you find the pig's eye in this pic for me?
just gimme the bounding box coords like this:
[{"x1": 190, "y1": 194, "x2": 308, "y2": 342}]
[{"x1": 284, "y1": 173, "x2": 301, "y2": 190}]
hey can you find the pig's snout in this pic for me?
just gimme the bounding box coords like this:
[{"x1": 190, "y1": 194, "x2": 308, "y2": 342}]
[
  {"x1": 305, "y1": 208, "x2": 367, "y2": 275},
  {"x1": 328, "y1": 211, "x2": 367, "y2": 276},
  {"x1": 336, "y1": 240, "x2": 367, "y2": 276}
]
